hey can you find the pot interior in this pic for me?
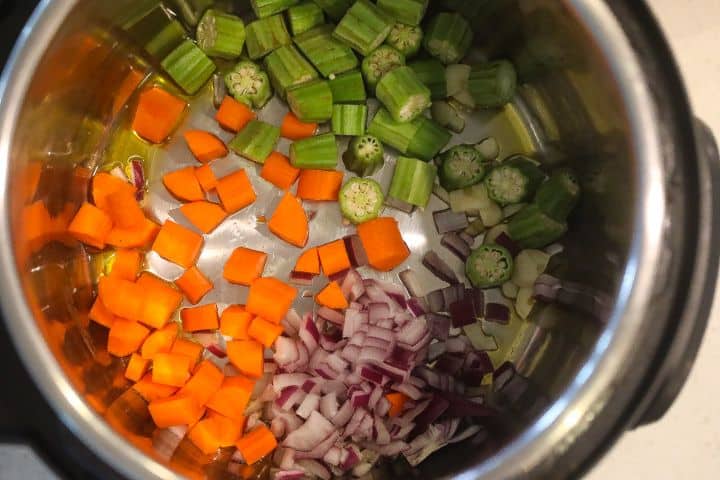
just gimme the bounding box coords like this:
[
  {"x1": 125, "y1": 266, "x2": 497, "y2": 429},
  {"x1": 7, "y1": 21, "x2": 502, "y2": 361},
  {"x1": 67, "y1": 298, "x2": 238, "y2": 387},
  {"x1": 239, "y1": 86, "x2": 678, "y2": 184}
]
[{"x1": 2, "y1": 0, "x2": 640, "y2": 478}]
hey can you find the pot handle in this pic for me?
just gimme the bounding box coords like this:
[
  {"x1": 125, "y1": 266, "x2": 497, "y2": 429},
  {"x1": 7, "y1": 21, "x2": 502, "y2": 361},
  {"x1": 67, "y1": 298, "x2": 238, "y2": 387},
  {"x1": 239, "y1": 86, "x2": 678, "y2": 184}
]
[{"x1": 632, "y1": 118, "x2": 720, "y2": 427}]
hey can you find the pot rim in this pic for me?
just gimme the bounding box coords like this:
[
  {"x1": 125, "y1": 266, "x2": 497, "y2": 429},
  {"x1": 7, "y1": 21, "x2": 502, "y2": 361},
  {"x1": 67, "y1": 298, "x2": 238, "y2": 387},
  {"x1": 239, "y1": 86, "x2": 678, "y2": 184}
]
[{"x1": 0, "y1": 1, "x2": 669, "y2": 479}]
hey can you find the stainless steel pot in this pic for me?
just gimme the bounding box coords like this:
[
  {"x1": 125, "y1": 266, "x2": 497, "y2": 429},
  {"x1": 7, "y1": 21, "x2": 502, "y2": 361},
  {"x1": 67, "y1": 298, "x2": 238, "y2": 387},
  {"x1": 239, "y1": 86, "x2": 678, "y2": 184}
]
[{"x1": 0, "y1": 1, "x2": 717, "y2": 479}]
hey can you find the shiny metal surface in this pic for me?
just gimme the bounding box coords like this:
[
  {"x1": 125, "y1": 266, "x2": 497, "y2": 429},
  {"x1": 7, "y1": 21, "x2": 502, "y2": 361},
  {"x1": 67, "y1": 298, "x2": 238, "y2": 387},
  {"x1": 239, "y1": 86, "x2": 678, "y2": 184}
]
[{"x1": 0, "y1": 0, "x2": 688, "y2": 479}]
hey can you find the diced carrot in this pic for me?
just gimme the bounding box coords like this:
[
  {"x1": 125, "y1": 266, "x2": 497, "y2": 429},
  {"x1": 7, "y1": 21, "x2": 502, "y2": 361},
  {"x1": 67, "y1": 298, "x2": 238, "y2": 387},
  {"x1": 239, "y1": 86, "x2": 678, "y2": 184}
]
[
  {"x1": 220, "y1": 306, "x2": 253, "y2": 339},
  {"x1": 194, "y1": 164, "x2": 218, "y2": 192},
  {"x1": 98, "y1": 275, "x2": 145, "y2": 322},
  {"x1": 152, "y1": 352, "x2": 193, "y2": 387},
  {"x1": 132, "y1": 86, "x2": 187, "y2": 144},
  {"x1": 89, "y1": 296, "x2": 117, "y2": 328},
  {"x1": 113, "y1": 67, "x2": 144, "y2": 115},
  {"x1": 385, "y1": 392, "x2": 409, "y2": 418},
  {"x1": 163, "y1": 166, "x2": 205, "y2": 202},
  {"x1": 109, "y1": 249, "x2": 142, "y2": 281},
  {"x1": 267, "y1": 192, "x2": 308, "y2": 248},
  {"x1": 315, "y1": 281, "x2": 348, "y2": 309},
  {"x1": 178, "y1": 359, "x2": 224, "y2": 407},
  {"x1": 136, "y1": 272, "x2": 184, "y2": 329},
  {"x1": 216, "y1": 169, "x2": 256, "y2": 214},
  {"x1": 238, "y1": 465, "x2": 255, "y2": 480},
  {"x1": 205, "y1": 411, "x2": 244, "y2": 446},
  {"x1": 294, "y1": 248, "x2": 320, "y2": 275},
  {"x1": 317, "y1": 239, "x2": 351, "y2": 277},
  {"x1": 106, "y1": 217, "x2": 160, "y2": 249},
  {"x1": 170, "y1": 338, "x2": 204, "y2": 365},
  {"x1": 357, "y1": 217, "x2": 410, "y2": 271},
  {"x1": 175, "y1": 266, "x2": 213, "y2": 304},
  {"x1": 152, "y1": 221, "x2": 204, "y2": 268},
  {"x1": 260, "y1": 152, "x2": 300, "y2": 190},
  {"x1": 105, "y1": 188, "x2": 146, "y2": 229},
  {"x1": 215, "y1": 96, "x2": 256, "y2": 132},
  {"x1": 296, "y1": 169, "x2": 344, "y2": 201},
  {"x1": 67, "y1": 202, "x2": 113, "y2": 249},
  {"x1": 140, "y1": 323, "x2": 179, "y2": 360},
  {"x1": 235, "y1": 425, "x2": 277, "y2": 465},
  {"x1": 206, "y1": 374, "x2": 254, "y2": 421},
  {"x1": 183, "y1": 130, "x2": 228, "y2": 163},
  {"x1": 227, "y1": 340, "x2": 263, "y2": 378},
  {"x1": 107, "y1": 319, "x2": 150, "y2": 357},
  {"x1": 125, "y1": 353, "x2": 151, "y2": 382},
  {"x1": 92, "y1": 172, "x2": 136, "y2": 213},
  {"x1": 280, "y1": 111, "x2": 317, "y2": 140},
  {"x1": 148, "y1": 394, "x2": 204, "y2": 428},
  {"x1": 181, "y1": 304, "x2": 219, "y2": 332},
  {"x1": 223, "y1": 247, "x2": 267, "y2": 286},
  {"x1": 133, "y1": 373, "x2": 178, "y2": 402},
  {"x1": 188, "y1": 412, "x2": 243, "y2": 454},
  {"x1": 246, "y1": 277, "x2": 297, "y2": 324},
  {"x1": 179, "y1": 201, "x2": 227, "y2": 234},
  {"x1": 247, "y1": 316, "x2": 284, "y2": 348}
]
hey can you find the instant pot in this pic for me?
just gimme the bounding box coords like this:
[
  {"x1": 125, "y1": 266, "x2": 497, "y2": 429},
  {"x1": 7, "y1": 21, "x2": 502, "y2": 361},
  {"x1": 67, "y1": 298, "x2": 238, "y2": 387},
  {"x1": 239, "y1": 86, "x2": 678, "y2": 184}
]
[{"x1": 0, "y1": 1, "x2": 718, "y2": 479}]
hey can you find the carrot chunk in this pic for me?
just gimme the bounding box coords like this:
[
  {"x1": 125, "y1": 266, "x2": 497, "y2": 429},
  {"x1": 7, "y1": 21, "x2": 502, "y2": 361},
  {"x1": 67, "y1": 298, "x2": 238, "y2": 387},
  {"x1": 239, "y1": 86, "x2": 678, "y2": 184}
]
[
  {"x1": 92, "y1": 172, "x2": 136, "y2": 213},
  {"x1": 215, "y1": 96, "x2": 256, "y2": 132},
  {"x1": 110, "y1": 249, "x2": 142, "y2": 281},
  {"x1": 223, "y1": 247, "x2": 267, "y2": 286},
  {"x1": 260, "y1": 152, "x2": 300, "y2": 190},
  {"x1": 98, "y1": 275, "x2": 145, "y2": 322},
  {"x1": 227, "y1": 340, "x2": 264, "y2": 378},
  {"x1": 183, "y1": 130, "x2": 228, "y2": 163},
  {"x1": 125, "y1": 353, "x2": 151, "y2": 382},
  {"x1": 280, "y1": 111, "x2": 317, "y2": 140},
  {"x1": 194, "y1": 164, "x2": 218, "y2": 192},
  {"x1": 294, "y1": 248, "x2": 320, "y2": 275},
  {"x1": 178, "y1": 359, "x2": 224, "y2": 407},
  {"x1": 163, "y1": 166, "x2": 205, "y2": 202},
  {"x1": 179, "y1": 201, "x2": 227, "y2": 234},
  {"x1": 148, "y1": 394, "x2": 204, "y2": 428},
  {"x1": 107, "y1": 319, "x2": 150, "y2": 357},
  {"x1": 267, "y1": 192, "x2": 308, "y2": 248},
  {"x1": 206, "y1": 374, "x2": 254, "y2": 421},
  {"x1": 181, "y1": 304, "x2": 219, "y2": 332},
  {"x1": 106, "y1": 217, "x2": 160, "y2": 249},
  {"x1": 140, "y1": 323, "x2": 179, "y2": 360},
  {"x1": 133, "y1": 373, "x2": 178, "y2": 402},
  {"x1": 189, "y1": 413, "x2": 244, "y2": 454},
  {"x1": 216, "y1": 169, "x2": 256, "y2": 213},
  {"x1": 385, "y1": 392, "x2": 409, "y2": 418},
  {"x1": 105, "y1": 188, "x2": 146, "y2": 229},
  {"x1": 246, "y1": 277, "x2": 297, "y2": 324},
  {"x1": 357, "y1": 217, "x2": 410, "y2": 271},
  {"x1": 68, "y1": 202, "x2": 113, "y2": 249},
  {"x1": 296, "y1": 169, "x2": 343, "y2": 201},
  {"x1": 235, "y1": 425, "x2": 277, "y2": 465},
  {"x1": 132, "y1": 86, "x2": 186, "y2": 144},
  {"x1": 152, "y1": 352, "x2": 193, "y2": 387},
  {"x1": 220, "y1": 306, "x2": 253, "y2": 339},
  {"x1": 152, "y1": 221, "x2": 204, "y2": 268},
  {"x1": 316, "y1": 281, "x2": 348, "y2": 309},
  {"x1": 136, "y1": 272, "x2": 184, "y2": 329},
  {"x1": 175, "y1": 266, "x2": 213, "y2": 304},
  {"x1": 89, "y1": 296, "x2": 118, "y2": 328},
  {"x1": 317, "y1": 239, "x2": 351, "y2": 277},
  {"x1": 170, "y1": 338, "x2": 204, "y2": 365},
  {"x1": 247, "y1": 316, "x2": 284, "y2": 348}
]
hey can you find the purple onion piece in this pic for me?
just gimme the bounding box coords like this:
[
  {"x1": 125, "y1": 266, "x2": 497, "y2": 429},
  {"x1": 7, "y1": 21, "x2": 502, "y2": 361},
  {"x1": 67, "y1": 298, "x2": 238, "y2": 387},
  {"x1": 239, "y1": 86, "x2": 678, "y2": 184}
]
[
  {"x1": 130, "y1": 158, "x2": 145, "y2": 201},
  {"x1": 459, "y1": 231, "x2": 475, "y2": 247},
  {"x1": 399, "y1": 269, "x2": 424, "y2": 298},
  {"x1": 533, "y1": 283, "x2": 560, "y2": 302},
  {"x1": 343, "y1": 235, "x2": 369, "y2": 267},
  {"x1": 385, "y1": 196, "x2": 416, "y2": 214},
  {"x1": 425, "y1": 289, "x2": 445, "y2": 313},
  {"x1": 439, "y1": 392, "x2": 497, "y2": 418},
  {"x1": 441, "y1": 284, "x2": 465, "y2": 312},
  {"x1": 494, "y1": 232, "x2": 521, "y2": 257},
  {"x1": 470, "y1": 288, "x2": 485, "y2": 316},
  {"x1": 435, "y1": 353, "x2": 464, "y2": 375},
  {"x1": 426, "y1": 313, "x2": 451, "y2": 341},
  {"x1": 449, "y1": 295, "x2": 477, "y2": 328},
  {"x1": 485, "y1": 303, "x2": 511, "y2": 324},
  {"x1": 441, "y1": 232, "x2": 471, "y2": 260},
  {"x1": 422, "y1": 250, "x2": 459, "y2": 284},
  {"x1": 433, "y1": 209, "x2": 469, "y2": 234},
  {"x1": 317, "y1": 306, "x2": 344, "y2": 325},
  {"x1": 409, "y1": 395, "x2": 450, "y2": 439},
  {"x1": 290, "y1": 271, "x2": 315, "y2": 285}
]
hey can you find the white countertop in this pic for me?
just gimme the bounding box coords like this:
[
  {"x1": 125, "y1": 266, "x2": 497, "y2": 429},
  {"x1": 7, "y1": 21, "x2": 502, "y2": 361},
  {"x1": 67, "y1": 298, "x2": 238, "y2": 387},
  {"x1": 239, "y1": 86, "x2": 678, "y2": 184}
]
[
  {"x1": 588, "y1": 0, "x2": 720, "y2": 477},
  {"x1": 2, "y1": 1, "x2": 720, "y2": 479}
]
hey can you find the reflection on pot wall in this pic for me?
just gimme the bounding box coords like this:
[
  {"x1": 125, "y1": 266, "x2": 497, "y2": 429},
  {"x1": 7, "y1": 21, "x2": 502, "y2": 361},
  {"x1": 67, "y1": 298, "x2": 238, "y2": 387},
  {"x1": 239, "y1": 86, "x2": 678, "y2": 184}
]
[{"x1": 4, "y1": 0, "x2": 668, "y2": 478}]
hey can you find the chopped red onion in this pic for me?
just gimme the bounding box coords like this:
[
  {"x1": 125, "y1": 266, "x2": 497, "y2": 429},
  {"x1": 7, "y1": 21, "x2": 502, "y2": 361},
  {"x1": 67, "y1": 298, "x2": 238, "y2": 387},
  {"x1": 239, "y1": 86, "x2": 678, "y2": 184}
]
[
  {"x1": 422, "y1": 250, "x2": 459, "y2": 284},
  {"x1": 274, "y1": 470, "x2": 305, "y2": 480},
  {"x1": 343, "y1": 235, "x2": 368, "y2": 267},
  {"x1": 289, "y1": 271, "x2": 315, "y2": 285},
  {"x1": 459, "y1": 231, "x2": 475, "y2": 247},
  {"x1": 385, "y1": 196, "x2": 415, "y2": 214},
  {"x1": 396, "y1": 316, "x2": 428, "y2": 346},
  {"x1": 321, "y1": 380, "x2": 346, "y2": 396},
  {"x1": 319, "y1": 392, "x2": 339, "y2": 419},
  {"x1": 433, "y1": 209, "x2": 469, "y2": 234},
  {"x1": 485, "y1": 303, "x2": 511, "y2": 324},
  {"x1": 358, "y1": 346, "x2": 387, "y2": 365},
  {"x1": 284, "y1": 411, "x2": 336, "y2": 451},
  {"x1": 435, "y1": 353, "x2": 464, "y2": 375},
  {"x1": 294, "y1": 431, "x2": 340, "y2": 459},
  {"x1": 363, "y1": 336, "x2": 392, "y2": 351},
  {"x1": 351, "y1": 391, "x2": 370, "y2": 408},
  {"x1": 377, "y1": 440, "x2": 409, "y2": 456},
  {"x1": 386, "y1": 346, "x2": 414, "y2": 369},
  {"x1": 340, "y1": 344, "x2": 360, "y2": 363},
  {"x1": 302, "y1": 379, "x2": 320, "y2": 394},
  {"x1": 348, "y1": 331, "x2": 366, "y2": 347},
  {"x1": 494, "y1": 232, "x2": 521, "y2": 257},
  {"x1": 296, "y1": 459, "x2": 331, "y2": 480},
  {"x1": 407, "y1": 297, "x2": 428, "y2": 317},
  {"x1": 109, "y1": 166, "x2": 129, "y2": 182},
  {"x1": 344, "y1": 409, "x2": 367, "y2": 437},
  {"x1": 410, "y1": 396, "x2": 450, "y2": 438},
  {"x1": 340, "y1": 269, "x2": 365, "y2": 301},
  {"x1": 273, "y1": 373, "x2": 310, "y2": 393},
  {"x1": 332, "y1": 400, "x2": 354, "y2": 427},
  {"x1": 368, "y1": 303, "x2": 392, "y2": 323},
  {"x1": 281, "y1": 317, "x2": 299, "y2": 336},
  {"x1": 442, "y1": 284, "x2": 465, "y2": 311},
  {"x1": 317, "y1": 306, "x2": 344, "y2": 325},
  {"x1": 425, "y1": 289, "x2": 445, "y2": 313},
  {"x1": 276, "y1": 386, "x2": 304, "y2": 410},
  {"x1": 152, "y1": 426, "x2": 186, "y2": 461},
  {"x1": 441, "y1": 232, "x2": 471, "y2": 260},
  {"x1": 359, "y1": 366, "x2": 383, "y2": 384},
  {"x1": 426, "y1": 313, "x2": 451, "y2": 341},
  {"x1": 439, "y1": 392, "x2": 497, "y2": 417},
  {"x1": 130, "y1": 158, "x2": 145, "y2": 200},
  {"x1": 286, "y1": 309, "x2": 303, "y2": 330},
  {"x1": 428, "y1": 341, "x2": 447, "y2": 361},
  {"x1": 449, "y1": 296, "x2": 478, "y2": 328},
  {"x1": 392, "y1": 382, "x2": 423, "y2": 401},
  {"x1": 445, "y1": 336, "x2": 471, "y2": 353},
  {"x1": 299, "y1": 313, "x2": 320, "y2": 352},
  {"x1": 206, "y1": 343, "x2": 226, "y2": 358},
  {"x1": 341, "y1": 445, "x2": 361, "y2": 470},
  {"x1": 375, "y1": 397, "x2": 391, "y2": 417}
]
